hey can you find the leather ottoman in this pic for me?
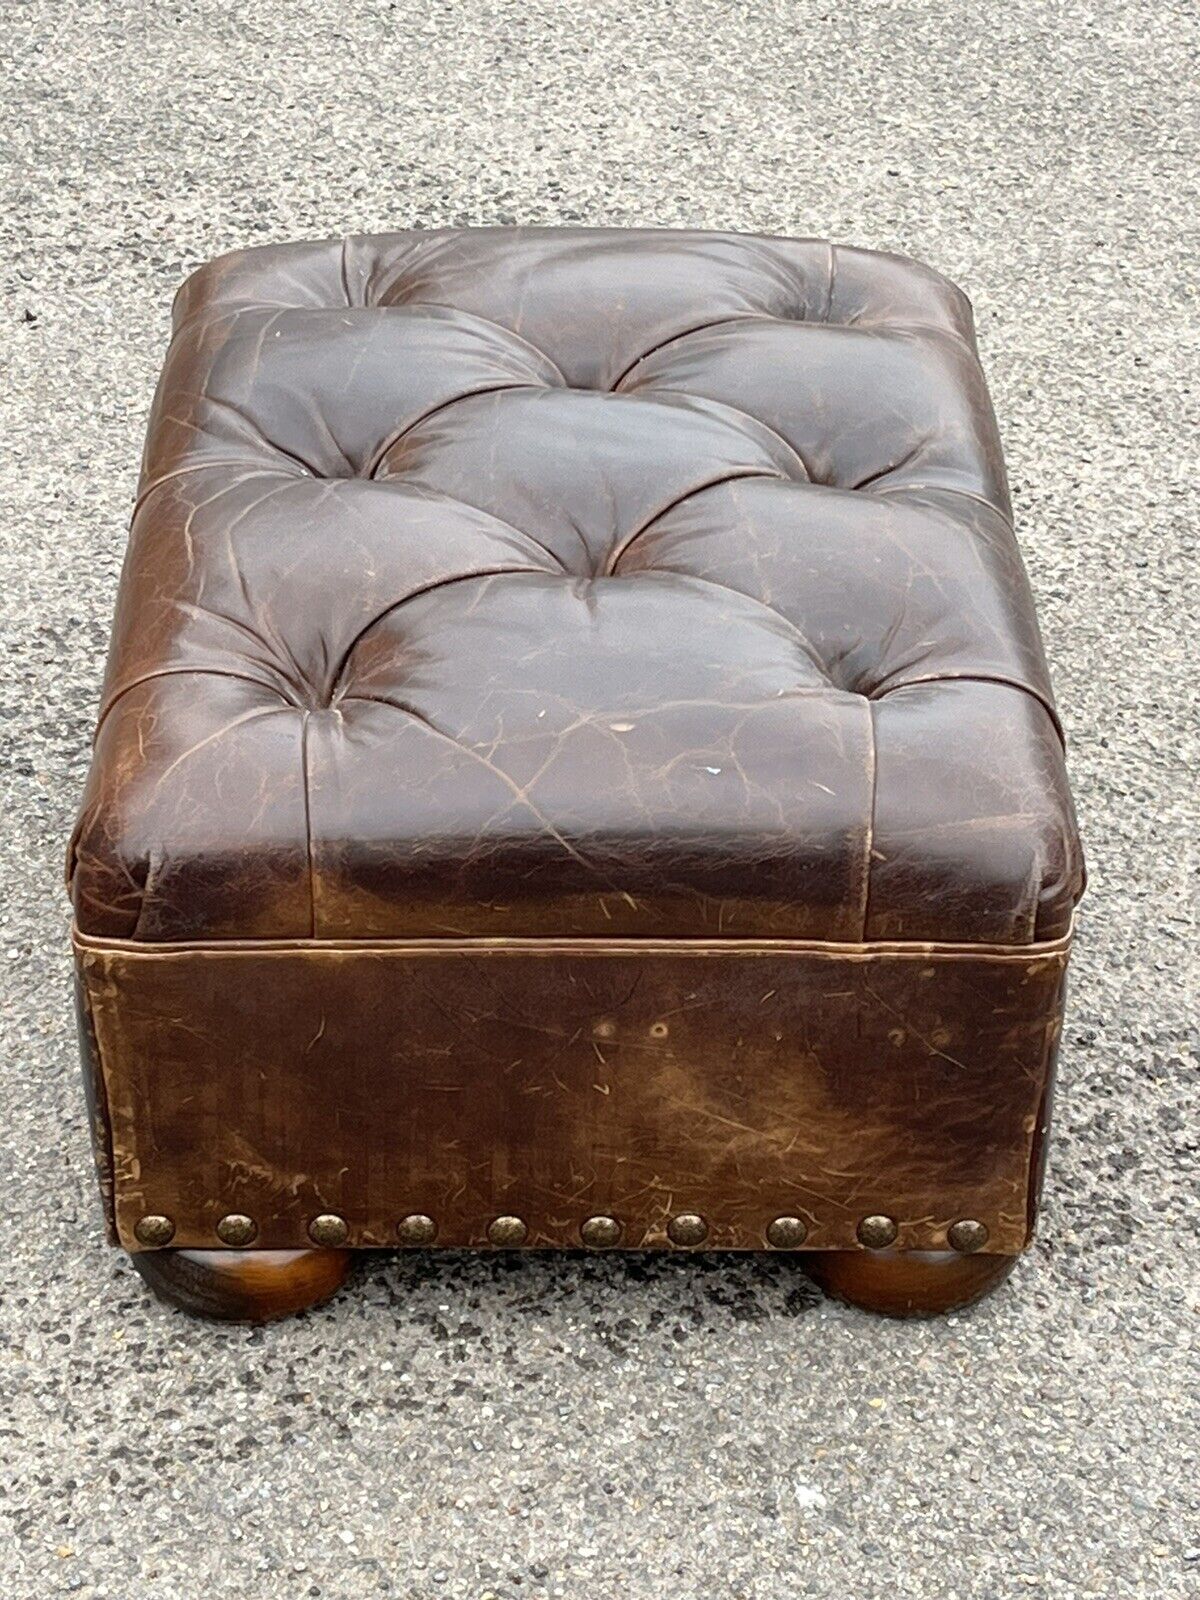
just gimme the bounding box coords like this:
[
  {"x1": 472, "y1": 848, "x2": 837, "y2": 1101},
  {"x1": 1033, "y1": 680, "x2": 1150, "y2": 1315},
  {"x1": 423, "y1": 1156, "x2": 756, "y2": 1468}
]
[{"x1": 68, "y1": 228, "x2": 1084, "y2": 1320}]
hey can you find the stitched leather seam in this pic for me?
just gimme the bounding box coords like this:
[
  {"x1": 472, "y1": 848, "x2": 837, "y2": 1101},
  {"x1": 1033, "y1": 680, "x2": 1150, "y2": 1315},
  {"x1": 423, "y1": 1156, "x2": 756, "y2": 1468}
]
[
  {"x1": 300, "y1": 708, "x2": 317, "y2": 939},
  {"x1": 71, "y1": 922, "x2": 1076, "y2": 960},
  {"x1": 861, "y1": 698, "x2": 878, "y2": 939}
]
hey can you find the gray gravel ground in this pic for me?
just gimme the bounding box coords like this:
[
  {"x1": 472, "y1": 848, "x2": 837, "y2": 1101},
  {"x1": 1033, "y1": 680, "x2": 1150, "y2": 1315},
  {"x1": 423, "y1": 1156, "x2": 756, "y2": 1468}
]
[{"x1": 2, "y1": 2, "x2": 1198, "y2": 1596}]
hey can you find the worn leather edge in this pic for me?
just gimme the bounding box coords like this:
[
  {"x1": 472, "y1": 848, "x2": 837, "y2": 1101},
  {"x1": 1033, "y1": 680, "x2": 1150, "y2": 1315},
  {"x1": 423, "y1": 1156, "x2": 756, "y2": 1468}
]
[
  {"x1": 1026, "y1": 968, "x2": 1068, "y2": 1241},
  {"x1": 72, "y1": 921, "x2": 1075, "y2": 962},
  {"x1": 73, "y1": 963, "x2": 118, "y2": 1244}
]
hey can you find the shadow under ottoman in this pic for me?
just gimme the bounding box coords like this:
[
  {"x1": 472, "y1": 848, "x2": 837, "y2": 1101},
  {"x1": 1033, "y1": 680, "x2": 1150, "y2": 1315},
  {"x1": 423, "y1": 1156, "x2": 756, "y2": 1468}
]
[{"x1": 68, "y1": 228, "x2": 1085, "y2": 1320}]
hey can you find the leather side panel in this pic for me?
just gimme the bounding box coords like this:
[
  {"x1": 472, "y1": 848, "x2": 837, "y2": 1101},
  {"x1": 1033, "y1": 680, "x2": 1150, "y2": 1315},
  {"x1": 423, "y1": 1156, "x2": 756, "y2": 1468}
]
[{"x1": 76, "y1": 937, "x2": 1069, "y2": 1256}]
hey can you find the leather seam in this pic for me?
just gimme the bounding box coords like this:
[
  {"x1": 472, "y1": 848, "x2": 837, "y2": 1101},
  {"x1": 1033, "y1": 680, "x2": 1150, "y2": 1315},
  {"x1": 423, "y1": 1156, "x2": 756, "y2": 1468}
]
[
  {"x1": 71, "y1": 920, "x2": 1076, "y2": 961},
  {"x1": 861, "y1": 697, "x2": 878, "y2": 939},
  {"x1": 300, "y1": 708, "x2": 317, "y2": 939}
]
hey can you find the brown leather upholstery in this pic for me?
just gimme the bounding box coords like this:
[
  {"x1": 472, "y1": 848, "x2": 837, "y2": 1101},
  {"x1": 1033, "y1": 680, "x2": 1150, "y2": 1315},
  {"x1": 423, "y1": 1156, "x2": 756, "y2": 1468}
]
[
  {"x1": 69, "y1": 230, "x2": 1083, "y2": 1260},
  {"x1": 68, "y1": 228, "x2": 1083, "y2": 946},
  {"x1": 77, "y1": 934, "x2": 1068, "y2": 1256}
]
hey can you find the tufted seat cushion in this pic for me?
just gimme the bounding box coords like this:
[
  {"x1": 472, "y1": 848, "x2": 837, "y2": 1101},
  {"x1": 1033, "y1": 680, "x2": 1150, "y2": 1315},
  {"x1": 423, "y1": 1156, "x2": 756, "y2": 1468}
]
[
  {"x1": 69, "y1": 228, "x2": 1082, "y2": 947},
  {"x1": 70, "y1": 231, "x2": 1085, "y2": 1269}
]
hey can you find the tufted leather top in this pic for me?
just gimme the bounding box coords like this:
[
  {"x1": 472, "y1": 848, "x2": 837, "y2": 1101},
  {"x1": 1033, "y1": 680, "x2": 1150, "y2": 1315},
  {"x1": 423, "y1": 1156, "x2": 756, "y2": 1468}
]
[{"x1": 69, "y1": 228, "x2": 1084, "y2": 945}]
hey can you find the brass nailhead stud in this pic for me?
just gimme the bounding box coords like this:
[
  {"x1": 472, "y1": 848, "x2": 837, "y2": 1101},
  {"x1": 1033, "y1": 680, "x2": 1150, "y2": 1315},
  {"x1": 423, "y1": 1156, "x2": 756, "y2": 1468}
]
[
  {"x1": 488, "y1": 1215, "x2": 528, "y2": 1247},
  {"x1": 857, "y1": 1214, "x2": 898, "y2": 1250},
  {"x1": 667, "y1": 1213, "x2": 709, "y2": 1247},
  {"x1": 216, "y1": 1213, "x2": 257, "y2": 1248},
  {"x1": 580, "y1": 1215, "x2": 622, "y2": 1249},
  {"x1": 397, "y1": 1213, "x2": 437, "y2": 1246},
  {"x1": 766, "y1": 1215, "x2": 808, "y2": 1250},
  {"x1": 134, "y1": 1214, "x2": 175, "y2": 1248},
  {"x1": 308, "y1": 1213, "x2": 349, "y2": 1247},
  {"x1": 947, "y1": 1218, "x2": 990, "y2": 1254}
]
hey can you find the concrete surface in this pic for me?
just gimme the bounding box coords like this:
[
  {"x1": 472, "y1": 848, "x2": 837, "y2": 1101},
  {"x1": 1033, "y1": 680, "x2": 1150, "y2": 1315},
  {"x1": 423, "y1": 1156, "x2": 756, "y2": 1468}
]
[{"x1": 2, "y1": 2, "x2": 1197, "y2": 1596}]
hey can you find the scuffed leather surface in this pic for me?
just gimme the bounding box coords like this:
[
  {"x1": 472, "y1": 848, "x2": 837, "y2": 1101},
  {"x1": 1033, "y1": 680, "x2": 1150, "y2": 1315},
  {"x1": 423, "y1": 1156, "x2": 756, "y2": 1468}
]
[
  {"x1": 77, "y1": 934, "x2": 1068, "y2": 1255},
  {"x1": 68, "y1": 228, "x2": 1083, "y2": 944},
  {"x1": 73, "y1": 968, "x2": 118, "y2": 1245}
]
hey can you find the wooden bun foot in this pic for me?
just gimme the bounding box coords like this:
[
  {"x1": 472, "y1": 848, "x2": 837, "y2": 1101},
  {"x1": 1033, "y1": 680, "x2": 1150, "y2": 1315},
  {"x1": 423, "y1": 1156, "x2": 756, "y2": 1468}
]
[
  {"x1": 131, "y1": 1248, "x2": 351, "y2": 1322},
  {"x1": 800, "y1": 1249, "x2": 1017, "y2": 1317}
]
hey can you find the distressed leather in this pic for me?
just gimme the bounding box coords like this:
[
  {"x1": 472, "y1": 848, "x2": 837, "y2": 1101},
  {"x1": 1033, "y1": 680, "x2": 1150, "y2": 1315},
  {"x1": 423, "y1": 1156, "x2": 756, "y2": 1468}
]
[
  {"x1": 68, "y1": 228, "x2": 1084, "y2": 946},
  {"x1": 77, "y1": 934, "x2": 1068, "y2": 1255}
]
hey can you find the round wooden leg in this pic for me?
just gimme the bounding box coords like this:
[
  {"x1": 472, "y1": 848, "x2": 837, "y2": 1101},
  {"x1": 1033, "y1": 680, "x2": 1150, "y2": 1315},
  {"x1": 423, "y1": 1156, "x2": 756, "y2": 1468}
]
[
  {"x1": 130, "y1": 1248, "x2": 351, "y2": 1323},
  {"x1": 800, "y1": 1249, "x2": 1017, "y2": 1318}
]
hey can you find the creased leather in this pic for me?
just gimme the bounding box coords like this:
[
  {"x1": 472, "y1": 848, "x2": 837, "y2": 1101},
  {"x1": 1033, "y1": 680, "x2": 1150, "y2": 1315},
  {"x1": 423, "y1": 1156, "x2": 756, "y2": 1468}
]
[
  {"x1": 67, "y1": 230, "x2": 1083, "y2": 1256},
  {"x1": 68, "y1": 228, "x2": 1084, "y2": 945}
]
